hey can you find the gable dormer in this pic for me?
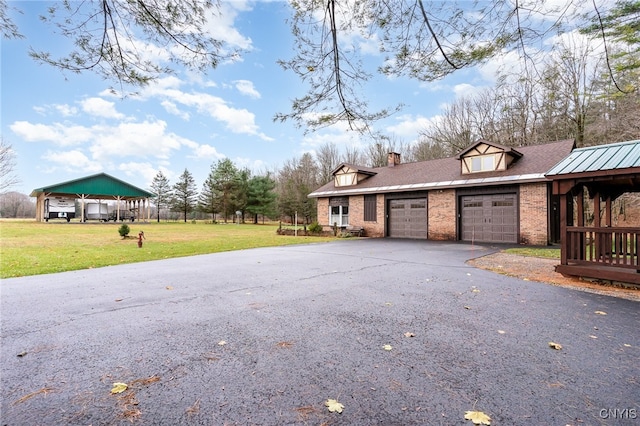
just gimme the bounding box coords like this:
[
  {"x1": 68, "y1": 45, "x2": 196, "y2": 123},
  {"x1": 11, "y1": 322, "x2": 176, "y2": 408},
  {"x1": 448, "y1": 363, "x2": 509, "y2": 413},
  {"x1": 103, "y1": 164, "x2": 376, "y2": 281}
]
[
  {"x1": 332, "y1": 164, "x2": 377, "y2": 187},
  {"x1": 456, "y1": 140, "x2": 523, "y2": 174}
]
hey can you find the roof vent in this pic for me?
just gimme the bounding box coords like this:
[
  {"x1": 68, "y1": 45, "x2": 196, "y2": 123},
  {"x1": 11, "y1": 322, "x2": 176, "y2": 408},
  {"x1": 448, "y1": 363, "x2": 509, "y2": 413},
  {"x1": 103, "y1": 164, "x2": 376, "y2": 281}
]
[{"x1": 388, "y1": 152, "x2": 401, "y2": 167}]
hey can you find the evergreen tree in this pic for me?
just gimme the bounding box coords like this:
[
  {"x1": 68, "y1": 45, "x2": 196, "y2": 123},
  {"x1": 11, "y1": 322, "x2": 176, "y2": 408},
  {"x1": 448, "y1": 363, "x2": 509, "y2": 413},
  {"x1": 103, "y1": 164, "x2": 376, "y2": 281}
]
[
  {"x1": 150, "y1": 170, "x2": 171, "y2": 222},
  {"x1": 211, "y1": 159, "x2": 241, "y2": 223},
  {"x1": 246, "y1": 174, "x2": 277, "y2": 224},
  {"x1": 171, "y1": 168, "x2": 197, "y2": 222},
  {"x1": 198, "y1": 173, "x2": 217, "y2": 222}
]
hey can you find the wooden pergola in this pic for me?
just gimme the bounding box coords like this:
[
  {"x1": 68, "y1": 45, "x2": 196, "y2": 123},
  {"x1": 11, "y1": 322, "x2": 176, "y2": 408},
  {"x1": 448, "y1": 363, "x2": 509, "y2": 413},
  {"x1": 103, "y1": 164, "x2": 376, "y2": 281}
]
[{"x1": 546, "y1": 141, "x2": 640, "y2": 286}]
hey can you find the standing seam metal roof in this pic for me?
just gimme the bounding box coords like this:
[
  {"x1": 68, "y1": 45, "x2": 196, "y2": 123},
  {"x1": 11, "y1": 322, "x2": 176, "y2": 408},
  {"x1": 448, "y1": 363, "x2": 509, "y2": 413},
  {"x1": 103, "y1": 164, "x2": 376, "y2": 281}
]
[
  {"x1": 546, "y1": 140, "x2": 640, "y2": 176},
  {"x1": 30, "y1": 173, "x2": 155, "y2": 198}
]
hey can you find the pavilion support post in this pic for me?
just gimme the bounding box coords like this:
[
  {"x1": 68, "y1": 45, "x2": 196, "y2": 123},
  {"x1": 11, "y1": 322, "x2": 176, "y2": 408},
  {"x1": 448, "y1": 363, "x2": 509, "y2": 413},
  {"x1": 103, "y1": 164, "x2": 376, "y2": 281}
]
[
  {"x1": 80, "y1": 194, "x2": 87, "y2": 222},
  {"x1": 116, "y1": 196, "x2": 122, "y2": 221},
  {"x1": 560, "y1": 193, "x2": 569, "y2": 265},
  {"x1": 575, "y1": 187, "x2": 584, "y2": 260}
]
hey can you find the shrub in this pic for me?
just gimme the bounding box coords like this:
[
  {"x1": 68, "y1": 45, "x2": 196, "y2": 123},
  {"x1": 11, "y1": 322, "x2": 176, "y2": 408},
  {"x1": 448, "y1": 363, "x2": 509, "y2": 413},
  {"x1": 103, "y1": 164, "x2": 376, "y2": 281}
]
[
  {"x1": 118, "y1": 224, "x2": 130, "y2": 238},
  {"x1": 308, "y1": 221, "x2": 323, "y2": 234}
]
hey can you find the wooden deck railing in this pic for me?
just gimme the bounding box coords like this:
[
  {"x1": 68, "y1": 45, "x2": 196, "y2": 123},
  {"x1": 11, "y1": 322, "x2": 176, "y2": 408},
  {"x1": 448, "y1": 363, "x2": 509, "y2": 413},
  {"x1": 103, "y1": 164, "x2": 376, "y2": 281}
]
[{"x1": 565, "y1": 227, "x2": 640, "y2": 270}]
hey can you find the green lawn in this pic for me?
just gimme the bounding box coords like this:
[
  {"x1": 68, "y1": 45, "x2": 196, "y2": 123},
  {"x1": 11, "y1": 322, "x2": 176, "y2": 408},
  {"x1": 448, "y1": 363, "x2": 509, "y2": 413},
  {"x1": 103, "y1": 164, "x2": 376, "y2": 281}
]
[
  {"x1": 0, "y1": 220, "x2": 336, "y2": 278},
  {"x1": 504, "y1": 247, "x2": 561, "y2": 259}
]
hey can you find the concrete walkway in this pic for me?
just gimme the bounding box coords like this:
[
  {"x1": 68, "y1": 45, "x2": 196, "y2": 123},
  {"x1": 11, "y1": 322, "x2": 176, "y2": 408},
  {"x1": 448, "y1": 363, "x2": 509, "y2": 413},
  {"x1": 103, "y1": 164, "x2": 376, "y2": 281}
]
[{"x1": 2, "y1": 239, "x2": 638, "y2": 425}]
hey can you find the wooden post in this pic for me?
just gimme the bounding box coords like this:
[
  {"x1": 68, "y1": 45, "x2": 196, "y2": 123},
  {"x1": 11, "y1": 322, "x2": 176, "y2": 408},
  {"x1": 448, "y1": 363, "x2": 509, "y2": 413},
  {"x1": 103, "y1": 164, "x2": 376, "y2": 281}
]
[{"x1": 560, "y1": 193, "x2": 568, "y2": 265}]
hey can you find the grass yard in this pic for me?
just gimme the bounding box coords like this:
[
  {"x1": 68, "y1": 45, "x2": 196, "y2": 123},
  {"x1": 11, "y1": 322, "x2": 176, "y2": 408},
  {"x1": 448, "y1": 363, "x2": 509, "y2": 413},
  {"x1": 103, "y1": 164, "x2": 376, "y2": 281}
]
[
  {"x1": 0, "y1": 220, "x2": 336, "y2": 278},
  {"x1": 504, "y1": 247, "x2": 561, "y2": 259}
]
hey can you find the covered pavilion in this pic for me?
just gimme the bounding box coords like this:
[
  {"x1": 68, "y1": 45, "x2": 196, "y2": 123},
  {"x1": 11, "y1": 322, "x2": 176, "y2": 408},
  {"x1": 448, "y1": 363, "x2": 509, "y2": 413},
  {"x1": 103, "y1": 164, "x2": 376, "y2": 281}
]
[
  {"x1": 30, "y1": 173, "x2": 155, "y2": 223},
  {"x1": 546, "y1": 140, "x2": 640, "y2": 285}
]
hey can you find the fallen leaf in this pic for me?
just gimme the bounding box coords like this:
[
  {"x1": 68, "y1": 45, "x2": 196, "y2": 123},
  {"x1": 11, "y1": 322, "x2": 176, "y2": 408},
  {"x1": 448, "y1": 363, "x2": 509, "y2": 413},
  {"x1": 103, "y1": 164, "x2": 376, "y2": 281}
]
[
  {"x1": 385, "y1": 302, "x2": 393, "y2": 306},
  {"x1": 16, "y1": 351, "x2": 27, "y2": 357},
  {"x1": 111, "y1": 383, "x2": 128, "y2": 394},
  {"x1": 548, "y1": 342, "x2": 563, "y2": 350},
  {"x1": 325, "y1": 398, "x2": 344, "y2": 413},
  {"x1": 464, "y1": 410, "x2": 491, "y2": 425},
  {"x1": 464, "y1": 306, "x2": 471, "y2": 310},
  {"x1": 471, "y1": 288, "x2": 480, "y2": 293},
  {"x1": 218, "y1": 340, "x2": 227, "y2": 346},
  {"x1": 383, "y1": 344, "x2": 393, "y2": 351},
  {"x1": 404, "y1": 332, "x2": 415, "y2": 338},
  {"x1": 115, "y1": 298, "x2": 123, "y2": 302},
  {"x1": 166, "y1": 286, "x2": 173, "y2": 290},
  {"x1": 594, "y1": 310, "x2": 607, "y2": 315}
]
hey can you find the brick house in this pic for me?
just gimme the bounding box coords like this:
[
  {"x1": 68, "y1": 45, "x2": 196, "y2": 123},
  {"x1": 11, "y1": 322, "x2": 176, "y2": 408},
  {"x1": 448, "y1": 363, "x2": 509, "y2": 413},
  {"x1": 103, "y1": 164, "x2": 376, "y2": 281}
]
[{"x1": 308, "y1": 139, "x2": 575, "y2": 245}]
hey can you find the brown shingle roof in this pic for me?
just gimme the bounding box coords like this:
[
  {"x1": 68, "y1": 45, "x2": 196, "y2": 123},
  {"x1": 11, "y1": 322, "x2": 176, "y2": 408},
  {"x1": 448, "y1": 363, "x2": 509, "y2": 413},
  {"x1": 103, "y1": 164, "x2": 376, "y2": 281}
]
[{"x1": 309, "y1": 139, "x2": 575, "y2": 198}]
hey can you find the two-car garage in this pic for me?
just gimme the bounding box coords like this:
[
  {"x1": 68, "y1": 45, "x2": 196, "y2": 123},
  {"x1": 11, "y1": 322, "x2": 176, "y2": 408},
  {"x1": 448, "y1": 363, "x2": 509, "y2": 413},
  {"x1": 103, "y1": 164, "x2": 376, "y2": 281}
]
[{"x1": 387, "y1": 191, "x2": 518, "y2": 243}]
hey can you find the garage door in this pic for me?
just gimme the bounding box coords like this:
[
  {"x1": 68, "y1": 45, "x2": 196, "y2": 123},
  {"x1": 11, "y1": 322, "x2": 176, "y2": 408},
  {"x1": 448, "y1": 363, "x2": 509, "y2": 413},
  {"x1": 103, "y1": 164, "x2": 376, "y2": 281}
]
[
  {"x1": 388, "y1": 198, "x2": 427, "y2": 238},
  {"x1": 461, "y1": 194, "x2": 517, "y2": 243}
]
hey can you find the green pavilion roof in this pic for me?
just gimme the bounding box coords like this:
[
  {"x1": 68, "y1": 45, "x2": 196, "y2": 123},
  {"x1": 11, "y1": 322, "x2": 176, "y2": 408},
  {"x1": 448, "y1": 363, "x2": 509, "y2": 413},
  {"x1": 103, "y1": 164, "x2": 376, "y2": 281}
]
[{"x1": 30, "y1": 173, "x2": 154, "y2": 199}]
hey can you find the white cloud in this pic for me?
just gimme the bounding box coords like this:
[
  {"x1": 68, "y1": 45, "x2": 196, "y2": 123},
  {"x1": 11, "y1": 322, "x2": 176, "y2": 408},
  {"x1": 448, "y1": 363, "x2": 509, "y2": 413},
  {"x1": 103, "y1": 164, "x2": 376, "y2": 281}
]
[
  {"x1": 204, "y1": 2, "x2": 253, "y2": 50},
  {"x1": 301, "y1": 129, "x2": 363, "y2": 152},
  {"x1": 55, "y1": 104, "x2": 78, "y2": 117},
  {"x1": 234, "y1": 157, "x2": 268, "y2": 173},
  {"x1": 117, "y1": 161, "x2": 159, "y2": 185},
  {"x1": 190, "y1": 144, "x2": 225, "y2": 160},
  {"x1": 10, "y1": 121, "x2": 94, "y2": 146},
  {"x1": 42, "y1": 150, "x2": 102, "y2": 173},
  {"x1": 385, "y1": 114, "x2": 434, "y2": 142},
  {"x1": 234, "y1": 80, "x2": 261, "y2": 99},
  {"x1": 89, "y1": 120, "x2": 186, "y2": 161},
  {"x1": 453, "y1": 83, "x2": 486, "y2": 99},
  {"x1": 140, "y1": 86, "x2": 273, "y2": 141},
  {"x1": 161, "y1": 100, "x2": 190, "y2": 120},
  {"x1": 80, "y1": 97, "x2": 125, "y2": 119}
]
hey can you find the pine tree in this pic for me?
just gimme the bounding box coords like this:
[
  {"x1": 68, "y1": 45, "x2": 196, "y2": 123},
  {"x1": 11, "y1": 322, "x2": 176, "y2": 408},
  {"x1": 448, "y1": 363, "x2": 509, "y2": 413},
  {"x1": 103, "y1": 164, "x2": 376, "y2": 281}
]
[
  {"x1": 246, "y1": 174, "x2": 277, "y2": 224},
  {"x1": 171, "y1": 168, "x2": 197, "y2": 222},
  {"x1": 150, "y1": 170, "x2": 171, "y2": 222}
]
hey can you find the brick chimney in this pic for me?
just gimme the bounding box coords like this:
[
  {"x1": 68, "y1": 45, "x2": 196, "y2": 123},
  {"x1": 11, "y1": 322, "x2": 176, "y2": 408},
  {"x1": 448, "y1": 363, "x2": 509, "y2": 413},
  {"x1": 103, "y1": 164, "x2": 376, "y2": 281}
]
[{"x1": 387, "y1": 152, "x2": 401, "y2": 167}]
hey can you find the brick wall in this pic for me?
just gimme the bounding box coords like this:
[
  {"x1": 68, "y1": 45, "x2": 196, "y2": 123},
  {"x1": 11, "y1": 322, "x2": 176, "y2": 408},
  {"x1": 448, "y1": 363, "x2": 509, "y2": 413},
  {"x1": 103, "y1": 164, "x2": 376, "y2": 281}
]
[
  {"x1": 317, "y1": 198, "x2": 329, "y2": 226},
  {"x1": 349, "y1": 195, "x2": 364, "y2": 227},
  {"x1": 428, "y1": 189, "x2": 457, "y2": 240},
  {"x1": 519, "y1": 182, "x2": 549, "y2": 245},
  {"x1": 367, "y1": 194, "x2": 385, "y2": 237},
  {"x1": 317, "y1": 195, "x2": 385, "y2": 237},
  {"x1": 346, "y1": 195, "x2": 385, "y2": 237}
]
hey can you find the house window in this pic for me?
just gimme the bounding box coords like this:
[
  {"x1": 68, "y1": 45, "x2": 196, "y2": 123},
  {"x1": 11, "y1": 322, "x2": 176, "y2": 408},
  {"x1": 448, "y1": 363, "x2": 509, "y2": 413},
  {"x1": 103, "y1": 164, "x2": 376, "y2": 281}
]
[
  {"x1": 330, "y1": 205, "x2": 349, "y2": 226},
  {"x1": 335, "y1": 173, "x2": 356, "y2": 187},
  {"x1": 470, "y1": 155, "x2": 495, "y2": 172},
  {"x1": 364, "y1": 195, "x2": 376, "y2": 221},
  {"x1": 329, "y1": 197, "x2": 349, "y2": 226}
]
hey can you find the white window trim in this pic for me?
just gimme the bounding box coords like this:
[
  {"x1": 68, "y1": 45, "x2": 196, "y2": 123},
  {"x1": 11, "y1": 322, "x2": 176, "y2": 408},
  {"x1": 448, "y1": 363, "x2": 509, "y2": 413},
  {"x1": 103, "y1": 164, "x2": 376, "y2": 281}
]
[
  {"x1": 329, "y1": 205, "x2": 349, "y2": 227},
  {"x1": 470, "y1": 154, "x2": 495, "y2": 172}
]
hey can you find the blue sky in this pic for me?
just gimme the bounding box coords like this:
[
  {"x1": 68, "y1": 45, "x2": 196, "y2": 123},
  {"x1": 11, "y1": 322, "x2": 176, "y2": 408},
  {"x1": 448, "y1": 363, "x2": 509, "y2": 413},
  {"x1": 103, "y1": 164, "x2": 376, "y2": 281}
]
[{"x1": 1, "y1": 1, "x2": 582, "y2": 195}]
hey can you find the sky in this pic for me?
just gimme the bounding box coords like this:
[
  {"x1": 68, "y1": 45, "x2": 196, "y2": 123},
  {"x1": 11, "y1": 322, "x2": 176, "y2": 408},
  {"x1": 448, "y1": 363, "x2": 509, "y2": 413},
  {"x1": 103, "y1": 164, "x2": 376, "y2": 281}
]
[{"x1": 0, "y1": 0, "x2": 589, "y2": 196}]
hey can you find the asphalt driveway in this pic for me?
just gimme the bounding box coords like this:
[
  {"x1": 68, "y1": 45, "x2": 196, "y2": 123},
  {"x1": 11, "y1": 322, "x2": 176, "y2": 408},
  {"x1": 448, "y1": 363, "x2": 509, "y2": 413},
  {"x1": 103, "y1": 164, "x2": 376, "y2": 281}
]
[{"x1": 1, "y1": 239, "x2": 638, "y2": 425}]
